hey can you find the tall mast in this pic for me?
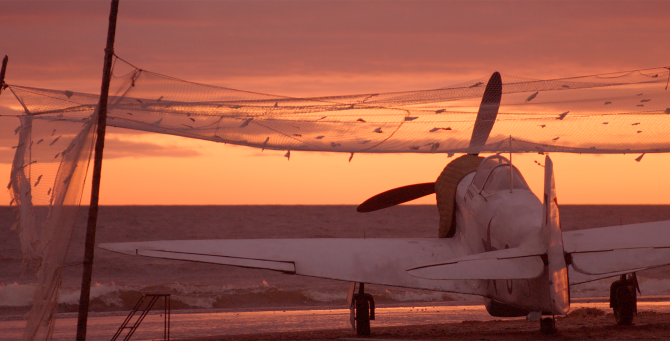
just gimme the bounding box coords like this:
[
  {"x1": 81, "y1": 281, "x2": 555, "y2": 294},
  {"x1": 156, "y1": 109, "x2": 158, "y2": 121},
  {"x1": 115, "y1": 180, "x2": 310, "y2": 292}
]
[
  {"x1": 0, "y1": 55, "x2": 8, "y2": 96},
  {"x1": 75, "y1": 0, "x2": 119, "y2": 339}
]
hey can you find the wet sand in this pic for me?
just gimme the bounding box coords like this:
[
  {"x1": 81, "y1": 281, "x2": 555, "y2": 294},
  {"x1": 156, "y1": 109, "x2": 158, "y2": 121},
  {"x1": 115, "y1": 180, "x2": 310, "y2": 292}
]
[
  {"x1": 175, "y1": 309, "x2": 670, "y2": 341},
  {"x1": 5, "y1": 299, "x2": 670, "y2": 341}
]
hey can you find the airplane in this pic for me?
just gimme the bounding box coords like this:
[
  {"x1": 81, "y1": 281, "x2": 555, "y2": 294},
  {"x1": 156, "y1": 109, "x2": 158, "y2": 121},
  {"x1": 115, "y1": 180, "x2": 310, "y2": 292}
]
[{"x1": 99, "y1": 72, "x2": 670, "y2": 335}]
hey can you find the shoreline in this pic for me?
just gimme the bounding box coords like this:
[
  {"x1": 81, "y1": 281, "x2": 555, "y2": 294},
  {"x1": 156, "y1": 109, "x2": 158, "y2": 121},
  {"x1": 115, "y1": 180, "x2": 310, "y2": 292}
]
[
  {"x1": 0, "y1": 300, "x2": 485, "y2": 322},
  {"x1": 172, "y1": 310, "x2": 670, "y2": 341},
  {"x1": 4, "y1": 298, "x2": 670, "y2": 341},
  {"x1": 4, "y1": 295, "x2": 670, "y2": 321}
]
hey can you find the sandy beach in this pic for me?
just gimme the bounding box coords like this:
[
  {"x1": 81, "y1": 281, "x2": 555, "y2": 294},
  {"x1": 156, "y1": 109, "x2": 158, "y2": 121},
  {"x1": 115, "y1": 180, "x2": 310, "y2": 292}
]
[
  {"x1": 173, "y1": 309, "x2": 670, "y2": 341},
  {"x1": 4, "y1": 299, "x2": 670, "y2": 341}
]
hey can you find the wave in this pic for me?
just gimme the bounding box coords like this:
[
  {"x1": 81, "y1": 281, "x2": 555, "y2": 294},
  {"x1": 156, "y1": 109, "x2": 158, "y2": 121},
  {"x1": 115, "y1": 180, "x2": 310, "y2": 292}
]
[
  {"x1": 0, "y1": 281, "x2": 456, "y2": 315},
  {"x1": 4, "y1": 277, "x2": 670, "y2": 315},
  {"x1": 0, "y1": 283, "x2": 36, "y2": 307}
]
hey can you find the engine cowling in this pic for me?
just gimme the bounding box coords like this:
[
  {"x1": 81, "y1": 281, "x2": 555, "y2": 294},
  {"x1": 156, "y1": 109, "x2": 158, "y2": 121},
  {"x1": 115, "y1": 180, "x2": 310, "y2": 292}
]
[{"x1": 435, "y1": 154, "x2": 484, "y2": 238}]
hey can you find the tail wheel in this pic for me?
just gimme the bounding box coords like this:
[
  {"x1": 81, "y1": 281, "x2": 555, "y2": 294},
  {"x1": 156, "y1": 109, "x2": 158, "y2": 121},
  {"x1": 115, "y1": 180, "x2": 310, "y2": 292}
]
[
  {"x1": 613, "y1": 284, "x2": 635, "y2": 325},
  {"x1": 540, "y1": 317, "x2": 556, "y2": 334}
]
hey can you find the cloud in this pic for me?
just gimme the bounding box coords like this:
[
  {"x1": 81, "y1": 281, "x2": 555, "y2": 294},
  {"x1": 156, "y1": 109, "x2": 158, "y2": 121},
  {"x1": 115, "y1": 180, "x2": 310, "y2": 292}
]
[
  {"x1": 101, "y1": 138, "x2": 202, "y2": 160},
  {"x1": 0, "y1": 114, "x2": 22, "y2": 149},
  {"x1": 0, "y1": 148, "x2": 16, "y2": 165},
  {"x1": 113, "y1": 1, "x2": 669, "y2": 79},
  {"x1": 0, "y1": 137, "x2": 201, "y2": 164},
  {"x1": 2, "y1": 1, "x2": 670, "y2": 206},
  {"x1": 2, "y1": 0, "x2": 668, "y2": 95},
  {"x1": 2, "y1": 0, "x2": 669, "y2": 162}
]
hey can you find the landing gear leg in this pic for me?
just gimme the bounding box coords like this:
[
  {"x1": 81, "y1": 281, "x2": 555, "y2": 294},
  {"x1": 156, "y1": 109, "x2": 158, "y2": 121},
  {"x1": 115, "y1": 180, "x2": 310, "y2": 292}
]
[
  {"x1": 610, "y1": 273, "x2": 638, "y2": 325},
  {"x1": 353, "y1": 283, "x2": 375, "y2": 336},
  {"x1": 539, "y1": 316, "x2": 556, "y2": 334}
]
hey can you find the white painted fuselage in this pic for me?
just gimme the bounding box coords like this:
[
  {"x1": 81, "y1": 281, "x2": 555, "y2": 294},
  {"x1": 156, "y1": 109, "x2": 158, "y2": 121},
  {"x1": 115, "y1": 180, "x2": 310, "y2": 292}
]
[{"x1": 453, "y1": 170, "x2": 553, "y2": 314}]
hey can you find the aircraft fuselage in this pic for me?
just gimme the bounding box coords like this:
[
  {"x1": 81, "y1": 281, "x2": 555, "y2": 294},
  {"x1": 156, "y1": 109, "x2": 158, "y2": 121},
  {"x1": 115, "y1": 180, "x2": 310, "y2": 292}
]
[{"x1": 453, "y1": 161, "x2": 554, "y2": 315}]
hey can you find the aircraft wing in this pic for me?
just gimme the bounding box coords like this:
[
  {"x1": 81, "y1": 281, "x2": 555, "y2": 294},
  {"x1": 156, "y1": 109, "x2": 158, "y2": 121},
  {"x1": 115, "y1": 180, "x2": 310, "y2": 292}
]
[
  {"x1": 100, "y1": 238, "x2": 477, "y2": 294},
  {"x1": 100, "y1": 238, "x2": 509, "y2": 296},
  {"x1": 563, "y1": 220, "x2": 670, "y2": 281}
]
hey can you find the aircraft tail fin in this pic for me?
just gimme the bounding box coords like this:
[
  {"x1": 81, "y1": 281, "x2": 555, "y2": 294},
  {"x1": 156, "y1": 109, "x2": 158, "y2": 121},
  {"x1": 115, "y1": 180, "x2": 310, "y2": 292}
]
[{"x1": 543, "y1": 155, "x2": 570, "y2": 314}]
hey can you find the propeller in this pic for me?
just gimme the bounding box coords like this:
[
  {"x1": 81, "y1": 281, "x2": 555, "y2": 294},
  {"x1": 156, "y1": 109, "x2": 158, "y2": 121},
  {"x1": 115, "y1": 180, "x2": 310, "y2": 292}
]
[
  {"x1": 469, "y1": 72, "x2": 502, "y2": 150},
  {"x1": 356, "y1": 72, "x2": 502, "y2": 213},
  {"x1": 357, "y1": 183, "x2": 436, "y2": 212}
]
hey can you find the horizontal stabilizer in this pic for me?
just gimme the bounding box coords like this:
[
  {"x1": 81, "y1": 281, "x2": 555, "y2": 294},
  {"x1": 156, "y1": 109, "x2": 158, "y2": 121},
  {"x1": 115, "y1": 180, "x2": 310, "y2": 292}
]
[
  {"x1": 564, "y1": 220, "x2": 670, "y2": 276},
  {"x1": 571, "y1": 247, "x2": 670, "y2": 276},
  {"x1": 406, "y1": 247, "x2": 544, "y2": 280}
]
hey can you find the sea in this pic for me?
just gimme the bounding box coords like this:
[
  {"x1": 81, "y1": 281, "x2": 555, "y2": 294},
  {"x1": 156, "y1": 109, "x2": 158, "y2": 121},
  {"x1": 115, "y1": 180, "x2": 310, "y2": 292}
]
[{"x1": 2, "y1": 205, "x2": 670, "y2": 340}]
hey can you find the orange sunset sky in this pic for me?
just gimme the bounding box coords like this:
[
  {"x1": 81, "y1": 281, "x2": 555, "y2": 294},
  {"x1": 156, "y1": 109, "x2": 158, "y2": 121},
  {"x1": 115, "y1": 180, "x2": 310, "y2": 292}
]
[{"x1": 1, "y1": 0, "x2": 670, "y2": 205}]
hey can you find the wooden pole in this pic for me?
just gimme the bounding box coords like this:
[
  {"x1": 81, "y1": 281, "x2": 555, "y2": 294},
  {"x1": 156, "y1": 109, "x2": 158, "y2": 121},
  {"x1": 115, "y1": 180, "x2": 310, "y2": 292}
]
[
  {"x1": 0, "y1": 55, "x2": 8, "y2": 96},
  {"x1": 75, "y1": 0, "x2": 119, "y2": 340}
]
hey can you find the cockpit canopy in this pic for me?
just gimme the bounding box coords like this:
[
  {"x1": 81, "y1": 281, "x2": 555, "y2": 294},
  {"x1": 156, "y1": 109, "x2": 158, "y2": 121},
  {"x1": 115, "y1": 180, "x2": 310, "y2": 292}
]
[{"x1": 471, "y1": 155, "x2": 530, "y2": 195}]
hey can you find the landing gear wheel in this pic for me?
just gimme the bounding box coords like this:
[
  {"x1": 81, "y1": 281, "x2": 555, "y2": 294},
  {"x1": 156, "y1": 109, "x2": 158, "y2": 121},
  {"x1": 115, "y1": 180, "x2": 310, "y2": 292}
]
[
  {"x1": 540, "y1": 317, "x2": 556, "y2": 335},
  {"x1": 353, "y1": 283, "x2": 375, "y2": 336},
  {"x1": 610, "y1": 275, "x2": 637, "y2": 326},
  {"x1": 613, "y1": 284, "x2": 635, "y2": 325}
]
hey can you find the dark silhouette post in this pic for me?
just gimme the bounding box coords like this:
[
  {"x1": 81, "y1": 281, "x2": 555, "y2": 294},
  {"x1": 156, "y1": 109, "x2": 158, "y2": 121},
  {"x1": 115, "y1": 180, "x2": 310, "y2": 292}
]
[
  {"x1": 354, "y1": 283, "x2": 375, "y2": 336},
  {"x1": 75, "y1": 0, "x2": 119, "y2": 339},
  {"x1": 0, "y1": 55, "x2": 8, "y2": 96}
]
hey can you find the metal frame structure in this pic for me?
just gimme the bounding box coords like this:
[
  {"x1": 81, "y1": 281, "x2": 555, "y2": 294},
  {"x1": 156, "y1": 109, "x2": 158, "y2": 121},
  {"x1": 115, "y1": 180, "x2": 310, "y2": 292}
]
[{"x1": 111, "y1": 294, "x2": 171, "y2": 341}]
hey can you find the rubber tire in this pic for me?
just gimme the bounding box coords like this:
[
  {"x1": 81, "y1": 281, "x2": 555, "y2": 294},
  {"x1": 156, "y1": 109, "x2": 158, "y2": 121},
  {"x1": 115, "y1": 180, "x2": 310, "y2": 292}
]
[
  {"x1": 355, "y1": 296, "x2": 371, "y2": 336},
  {"x1": 610, "y1": 280, "x2": 624, "y2": 308},
  {"x1": 613, "y1": 285, "x2": 635, "y2": 325},
  {"x1": 540, "y1": 317, "x2": 556, "y2": 335}
]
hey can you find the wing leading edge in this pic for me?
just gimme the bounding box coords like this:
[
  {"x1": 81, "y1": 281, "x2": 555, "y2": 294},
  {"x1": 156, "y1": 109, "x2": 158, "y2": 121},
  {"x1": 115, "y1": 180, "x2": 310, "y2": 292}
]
[
  {"x1": 100, "y1": 220, "x2": 670, "y2": 292},
  {"x1": 100, "y1": 238, "x2": 518, "y2": 296}
]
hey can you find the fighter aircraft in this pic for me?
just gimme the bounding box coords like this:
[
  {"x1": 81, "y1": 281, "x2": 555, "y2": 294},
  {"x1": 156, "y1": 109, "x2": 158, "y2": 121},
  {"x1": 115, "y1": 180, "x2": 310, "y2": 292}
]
[{"x1": 99, "y1": 72, "x2": 670, "y2": 335}]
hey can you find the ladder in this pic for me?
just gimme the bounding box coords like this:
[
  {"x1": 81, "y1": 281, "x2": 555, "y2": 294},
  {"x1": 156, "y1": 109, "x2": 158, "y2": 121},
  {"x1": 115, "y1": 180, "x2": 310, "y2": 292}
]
[{"x1": 110, "y1": 293, "x2": 171, "y2": 341}]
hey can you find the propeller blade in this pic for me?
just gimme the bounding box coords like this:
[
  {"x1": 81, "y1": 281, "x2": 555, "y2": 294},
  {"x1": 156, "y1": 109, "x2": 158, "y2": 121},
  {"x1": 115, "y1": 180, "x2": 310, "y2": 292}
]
[
  {"x1": 469, "y1": 72, "x2": 502, "y2": 150},
  {"x1": 359, "y1": 73, "x2": 501, "y2": 213},
  {"x1": 357, "y1": 182, "x2": 435, "y2": 212}
]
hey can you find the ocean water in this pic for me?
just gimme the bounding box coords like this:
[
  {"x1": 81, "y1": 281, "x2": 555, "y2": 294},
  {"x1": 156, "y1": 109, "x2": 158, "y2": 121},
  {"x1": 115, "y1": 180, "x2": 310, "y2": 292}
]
[{"x1": 2, "y1": 205, "x2": 670, "y2": 318}]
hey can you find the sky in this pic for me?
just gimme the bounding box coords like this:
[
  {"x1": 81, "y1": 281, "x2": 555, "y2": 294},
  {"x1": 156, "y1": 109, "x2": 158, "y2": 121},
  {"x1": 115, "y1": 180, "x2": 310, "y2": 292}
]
[{"x1": 1, "y1": 0, "x2": 670, "y2": 205}]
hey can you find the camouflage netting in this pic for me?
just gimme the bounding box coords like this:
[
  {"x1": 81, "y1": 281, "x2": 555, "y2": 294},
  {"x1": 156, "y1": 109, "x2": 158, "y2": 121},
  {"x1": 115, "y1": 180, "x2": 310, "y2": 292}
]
[
  {"x1": 9, "y1": 61, "x2": 670, "y2": 157},
  {"x1": 5, "y1": 57, "x2": 670, "y2": 339}
]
